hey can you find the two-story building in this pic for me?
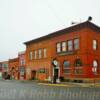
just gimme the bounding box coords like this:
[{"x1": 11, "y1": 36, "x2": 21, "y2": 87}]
[
  {"x1": 24, "y1": 20, "x2": 100, "y2": 82},
  {"x1": 18, "y1": 51, "x2": 26, "y2": 80},
  {"x1": 9, "y1": 57, "x2": 19, "y2": 80},
  {"x1": 0, "y1": 61, "x2": 9, "y2": 79}
]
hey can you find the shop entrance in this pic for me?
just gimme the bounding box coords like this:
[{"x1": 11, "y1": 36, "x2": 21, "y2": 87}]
[
  {"x1": 31, "y1": 70, "x2": 36, "y2": 80},
  {"x1": 53, "y1": 68, "x2": 59, "y2": 83},
  {"x1": 54, "y1": 68, "x2": 59, "y2": 79}
]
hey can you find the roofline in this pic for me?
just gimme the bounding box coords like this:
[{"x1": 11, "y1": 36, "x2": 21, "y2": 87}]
[
  {"x1": 24, "y1": 21, "x2": 100, "y2": 45},
  {"x1": 18, "y1": 51, "x2": 26, "y2": 55}
]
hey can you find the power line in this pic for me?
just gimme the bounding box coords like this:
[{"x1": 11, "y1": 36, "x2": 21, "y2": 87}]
[{"x1": 43, "y1": 0, "x2": 66, "y2": 28}]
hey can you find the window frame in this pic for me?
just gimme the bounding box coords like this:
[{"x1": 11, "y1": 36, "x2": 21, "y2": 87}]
[
  {"x1": 93, "y1": 39, "x2": 98, "y2": 50},
  {"x1": 29, "y1": 51, "x2": 33, "y2": 60},
  {"x1": 74, "y1": 38, "x2": 79, "y2": 50},
  {"x1": 62, "y1": 41, "x2": 67, "y2": 52},
  {"x1": 63, "y1": 60, "x2": 70, "y2": 74},
  {"x1": 93, "y1": 60, "x2": 98, "y2": 68},
  {"x1": 67, "y1": 40, "x2": 73, "y2": 51},
  {"x1": 56, "y1": 42, "x2": 61, "y2": 53},
  {"x1": 38, "y1": 49, "x2": 42, "y2": 59},
  {"x1": 74, "y1": 59, "x2": 83, "y2": 67},
  {"x1": 43, "y1": 48, "x2": 47, "y2": 58}
]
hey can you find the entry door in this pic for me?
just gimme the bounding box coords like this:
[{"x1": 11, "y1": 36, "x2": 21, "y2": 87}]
[
  {"x1": 31, "y1": 71, "x2": 36, "y2": 79},
  {"x1": 54, "y1": 68, "x2": 59, "y2": 78}
]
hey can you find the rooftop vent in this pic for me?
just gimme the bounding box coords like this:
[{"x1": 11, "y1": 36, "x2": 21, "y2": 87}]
[{"x1": 88, "y1": 16, "x2": 92, "y2": 22}]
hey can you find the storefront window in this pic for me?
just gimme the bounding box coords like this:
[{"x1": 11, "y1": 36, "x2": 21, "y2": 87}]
[
  {"x1": 75, "y1": 59, "x2": 82, "y2": 67},
  {"x1": 63, "y1": 61, "x2": 70, "y2": 74},
  {"x1": 64, "y1": 61, "x2": 70, "y2": 68}
]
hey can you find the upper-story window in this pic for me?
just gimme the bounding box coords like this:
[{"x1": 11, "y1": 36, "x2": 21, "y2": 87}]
[
  {"x1": 34, "y1": 50, "x2": 37, "y2": 59},
  {"x1": 44, "y1": 48, "x2": 47, "y2": 58},
  {"x1": 57, "y1": 43, "x2": 61, "y2": 53},
  {"x1": 21, "y1": 59, "x2": 25, "y2": 65},
  {"x1": 74, "y1": 39, "x2": 79, "y2": 50},
  {"x1": 62, "y1": 42, "x2": 67, "y2": 52},
  {"x1": 93, "y1": 40, "x2": 97, "y2": 50},
  {"x1": 68, "y1": 40, "x2": 73, "y2": 51},
  {"x1": 29, "y1": 51, "x2": 33, "y2": 60},
  {"x1": 38, "y1": 49, "x2": 42, "y2": 59},
  {"x1": 93, "y1": 60, "x2": 98, "y2": 74}
]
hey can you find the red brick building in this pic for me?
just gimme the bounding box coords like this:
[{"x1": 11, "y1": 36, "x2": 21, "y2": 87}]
[
  {"x1": 0, "y1": 61, "x2": 9, "y2": 79},
  {"x1": 18, "y1": 51, "x2": 26, "y2": 80},
  {"x1": 24, "y1": 21, "x2": 100, "y2": 82},
  {"x1": 9, "y1": 57, "x2": 19, "y2": 80}
]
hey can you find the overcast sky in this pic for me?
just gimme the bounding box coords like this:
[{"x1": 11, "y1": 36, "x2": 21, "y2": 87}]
[{"x1": 0, "y1": 0, "x2": 100, "y2": 61}]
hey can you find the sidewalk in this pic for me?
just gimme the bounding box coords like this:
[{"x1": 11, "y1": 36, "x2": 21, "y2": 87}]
[
  {"x1": 38, "y1": 81, "x2": 100, "y2": 87},
  {"x1": 3, "y1": 79, "x2": 100, "y2": 87}
]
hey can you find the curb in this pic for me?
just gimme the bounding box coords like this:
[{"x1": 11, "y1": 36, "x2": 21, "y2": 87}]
[{"x1": 38, "y1": 83, "x2": 72, "y2": 87}]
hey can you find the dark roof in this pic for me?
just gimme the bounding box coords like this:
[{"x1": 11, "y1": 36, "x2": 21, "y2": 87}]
[
  {"x1": 9, "y1": 57, "x2": 19, "y2": 63},
  {"x1": 24, "y1": 21, "x2": 100, "y2": 45}
]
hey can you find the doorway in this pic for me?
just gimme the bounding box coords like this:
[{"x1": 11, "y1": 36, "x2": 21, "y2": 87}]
[
  {"x1": 31, "y1": 70, "x2": 36, "y2": 80},
  {"x1": 53, "y1": 68, "x2": 59, "y2": 83}
]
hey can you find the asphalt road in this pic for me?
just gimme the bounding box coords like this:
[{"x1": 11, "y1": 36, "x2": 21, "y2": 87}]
[{"x1": 0, "y1": 80, "x2": 100, "y2": 100}]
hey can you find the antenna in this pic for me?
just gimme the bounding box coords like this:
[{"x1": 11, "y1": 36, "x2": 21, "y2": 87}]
[{"x1": 71, "y1": 18, "x2": 82, "y2": 25}]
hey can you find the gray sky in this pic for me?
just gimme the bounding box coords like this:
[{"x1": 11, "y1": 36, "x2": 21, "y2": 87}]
[{"x1": 0, "y1": 0, "x2": 100, "y2": 61}]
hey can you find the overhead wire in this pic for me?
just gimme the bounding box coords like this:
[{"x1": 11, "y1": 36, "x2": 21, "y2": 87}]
[{"x1": 42, "y1": 0, "x2": 67, "y2": 28}]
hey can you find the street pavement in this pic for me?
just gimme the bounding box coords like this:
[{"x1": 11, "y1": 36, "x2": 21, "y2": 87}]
[{"x1": 0, "y1": 80, "x2": 100, "y2": 100}]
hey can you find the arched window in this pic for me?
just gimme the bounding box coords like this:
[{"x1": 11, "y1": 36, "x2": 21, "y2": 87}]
[
  {"x1": 75, "y1": 59, "x2": 83, "y2": 67},
  {"x1": 93, "y1": 40, "x2": 97, "y2": 50},
  {"x1": 63, "y1": 60, "x2": 70, "y2": 74},
  {"x1": 63, "y1": 61, "x2": 70, "y2": 68},
  {"x1": 93, "y1": 60, "x2": 98, "y2": 67}
]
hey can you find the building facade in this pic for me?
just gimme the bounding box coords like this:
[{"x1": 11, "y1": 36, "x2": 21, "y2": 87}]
[
  {"x1": 0, "y1": 61, "x2": 9, "y2": 79},
  {"x1": 24, "y1": 21, "x2": 100, "y2": 82},
  {"x1": 9, "y1": 57, "x2": 19, "y2": 80},
  {"x1": 18, "y1": 51, "x2": 26, "y2": 80},
  {"x1": 0, "y1": 62, "x2": 3, "y2": 79}
]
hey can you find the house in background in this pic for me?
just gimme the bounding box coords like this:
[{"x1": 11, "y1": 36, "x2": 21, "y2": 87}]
[
  {"x1": 0, "y1": 62, "x2": 3, "y2": 79},
  {"x1": 24, "y1": 21, "x2": 100, "y2": 83},
  {"x1": 0, "y1": 61, "x2": 9, "y2": 79},
  {"x1": 18, "y1": 51, "x2": 26, "y2": 80},
  {"x1": 9, "y1": 57, "x2": 19, "y2": 80}
]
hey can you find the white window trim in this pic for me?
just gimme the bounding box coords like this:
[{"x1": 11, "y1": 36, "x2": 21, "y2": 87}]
[
  {"x1": 44, "y1": 48, "x2": 47, "y2": 58},
  {"x1": 62, "y1": 42, "x2": 67, "y2": 52},
  {"x1": 93, "y1": 40, "x2": 97, "y2": 50}
]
